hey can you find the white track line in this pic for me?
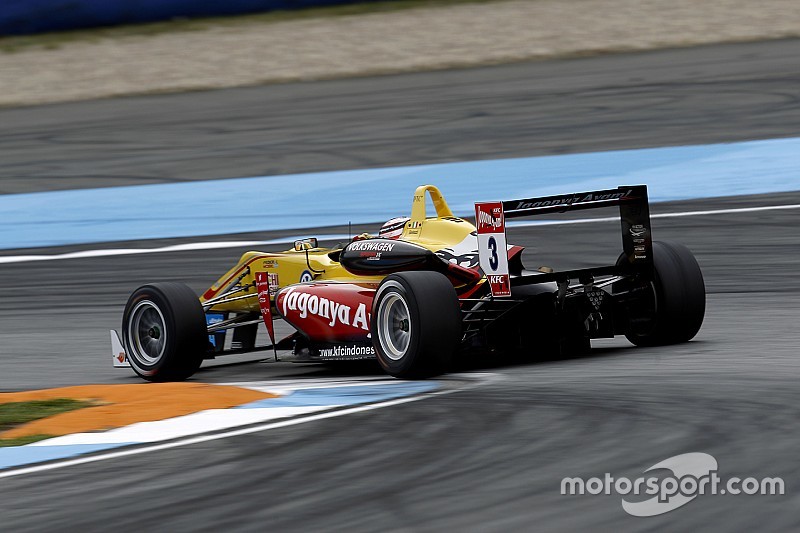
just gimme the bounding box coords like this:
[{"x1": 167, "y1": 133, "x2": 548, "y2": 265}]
[
  {"x1": 0, "y1": 374, "x2": 493, "y2": 480},
  {"x1": 2, "y1": 203, "x2": 799, "y2": 265},
  {"x1": 0, "y1": 234, "x2": 349, "y2": 265}
]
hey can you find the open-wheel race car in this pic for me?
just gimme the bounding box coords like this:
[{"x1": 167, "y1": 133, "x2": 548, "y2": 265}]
[{"x1": 111, "y1": 184, "x2": 705, "y2": 382}]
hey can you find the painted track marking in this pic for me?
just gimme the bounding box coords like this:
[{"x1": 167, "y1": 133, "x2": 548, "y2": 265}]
[
  {"x1": 3, "y1": 136, "x2": 800, "y2": 249},
  {"x1": 0, "y1": 234, "x2": 349, "y2": 264},
  {"x1": 1, "y1": 202, "x2": 798, "y2": 265},
  {"x1": 0, "y1": 374, "x2": 494, "y2": 479}
]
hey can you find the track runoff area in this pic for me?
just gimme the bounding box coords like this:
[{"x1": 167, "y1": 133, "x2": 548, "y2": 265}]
[{"x1": 1, "y1": 135, "x2": 798, "y2": 476}]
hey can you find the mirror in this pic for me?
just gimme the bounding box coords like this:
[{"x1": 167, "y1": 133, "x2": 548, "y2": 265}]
[{"x1": 293, "y1": 237, "x2": 318, "y2": 251}]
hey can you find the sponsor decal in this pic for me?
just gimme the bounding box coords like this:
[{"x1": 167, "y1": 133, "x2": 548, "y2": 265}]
[
  {"x1": 255, "y1": 272, "x2": 276, "y2": 346},
  {"x1": 409, "y1": 221, "x2": 422, "y2": 229},
  {"x1": 256, "y1": 279, "x2": 268, "y2": 306},
  {"x1": 262, "y1": 259, "x2": 278, "y2": 269},
  {"x1": 629, "y1": 225, "x2": 649, "y2": 259},
  {"x1": 281, "y1": 286, "x2": 371, "y2": 331},
  {"x1": 363, "y1": 251, "x2": 383, "y2": 261},
  {"x1": 267, "y1": 272, "x2": 279, "y2": 295},
  {"x1": 413, "y1": 194, "x2": 424, "y2": 203},
  {"x1": 317, "y1": 345, "x2": 376, "y2": 358},
  {"x1": 348, "y1": 241, "x2": 396, "y2": 252},
  {"x1": 513, "y1": 189, "x2": 634, "y2": 211},
  {"x1": 300, "y1": 270, "x2": 314, "y2": 283},
  {"x1": 487, "y1": 274, "x2": 510, "y2": 295},
  {"x1": 206, "y1": 312, "x2": 225, "y2": 348},
  {"x1": 110, "y1": 330, "x2": 130, "y2": 368},
  {"x1": 475, "y1": 202, "x2": 511, "y2": 297},
  {"x1": 477, "y1": 209, "x2": 503, "y2": 230}
]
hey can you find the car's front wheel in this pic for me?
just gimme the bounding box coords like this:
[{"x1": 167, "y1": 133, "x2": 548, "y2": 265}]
[{"x1": 122, "y1": 282, "x2": 207, "y2": 382}]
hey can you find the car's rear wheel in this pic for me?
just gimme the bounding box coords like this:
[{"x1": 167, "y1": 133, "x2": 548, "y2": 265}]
[
  {"x1": 371, "y1": 272, "x2": 461, "y2": 379},
  {"x1": 122, "y1": 282, "x2": 207, "y2": 382},
  {"x1": 624, "y1": 241, "x2": 705, "y2": 346}
]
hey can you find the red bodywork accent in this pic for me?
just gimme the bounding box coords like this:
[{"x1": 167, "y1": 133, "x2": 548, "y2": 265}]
[
  {"x1": 508, "y1": 245, "x2": 524, "y2": 262},
  {"x1": 276, "y1": 282, "x2": 378, "y2": 344},
  {"x1": 255, "y1": 272, "x2": 276, "y2": 347},
  {"x1": 444, "y1": 262, "x2": 482, "y2": 285},
  {"x1": 457, "y1": 280, "x2": 486, "y2": 300}
]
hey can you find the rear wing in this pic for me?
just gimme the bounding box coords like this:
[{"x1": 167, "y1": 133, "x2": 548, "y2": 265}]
[{"x1": 476, "y1": 185, "x2": 653, "y2": 296}]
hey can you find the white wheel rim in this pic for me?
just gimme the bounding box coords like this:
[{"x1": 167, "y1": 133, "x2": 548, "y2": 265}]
[
  {"x1": 128, "y1": 300, "x2": 167, "y2": 365},
  {"x1": 378, "y1": 292, "x2": 411, "y2": 361}
]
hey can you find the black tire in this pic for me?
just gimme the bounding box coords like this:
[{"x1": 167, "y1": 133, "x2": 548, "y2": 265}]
[
  {"x1": 371, "y1": 272, "x2": 461, "y2": 379},
  {"x1": 624, "y1": 241, "x2": 705, "y2": 346},
  {"x1": 122, "y1": 282, "x2": 207, "y2": 382}
]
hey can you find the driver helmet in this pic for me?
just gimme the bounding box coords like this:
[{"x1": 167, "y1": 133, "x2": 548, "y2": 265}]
[{"x1": 379, "y1": 217, "x2": 410, "y2": 240}]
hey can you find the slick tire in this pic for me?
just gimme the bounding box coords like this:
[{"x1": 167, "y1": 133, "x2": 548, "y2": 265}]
[
  {"x1": 371, "y1": 272, "x2": 461, "y2": 379},
  {"x1": 122, "y1": 282, "x2": 207, "y2": 382},
  {"x1": 624, "y1": 241, "x2": 706, "y2": 346}
]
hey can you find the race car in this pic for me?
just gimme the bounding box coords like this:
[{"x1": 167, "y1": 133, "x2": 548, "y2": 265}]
[{"x1": 111, "y1": 184, "x2": 705, "y2": 382}]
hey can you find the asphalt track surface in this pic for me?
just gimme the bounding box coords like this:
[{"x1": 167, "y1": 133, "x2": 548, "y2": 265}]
[
  {"x1": 1, "y1": 40, "x2": 800, "y2": 531},
  {"x1": 2, "y1": 39, "x2": 800, "y2": 194}
]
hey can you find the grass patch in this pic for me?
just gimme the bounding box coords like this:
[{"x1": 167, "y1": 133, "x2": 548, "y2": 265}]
[
  {"x1": 0, "y1": 0, "x2": 506, "y2": 53},
  {"x1": 0, "y1": 434, "x2": 55, "y2": 447},
  {"x1": 0, "y1": 398, "x2": 94, "y2": 446}
]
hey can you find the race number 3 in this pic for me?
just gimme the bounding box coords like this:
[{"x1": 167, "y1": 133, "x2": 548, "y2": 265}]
[{"x1": 475, "y1": 201, "x2": 511, "y2": 297}]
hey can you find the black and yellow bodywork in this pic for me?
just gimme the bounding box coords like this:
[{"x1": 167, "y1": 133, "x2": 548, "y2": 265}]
[{"x1": 115, "y1": 183, "x2": 706, "y2": 382}]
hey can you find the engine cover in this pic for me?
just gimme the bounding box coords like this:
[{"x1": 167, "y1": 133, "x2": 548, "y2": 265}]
[{"x1": 340, "y1": 238, "x2": 436, "y2": 276}]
